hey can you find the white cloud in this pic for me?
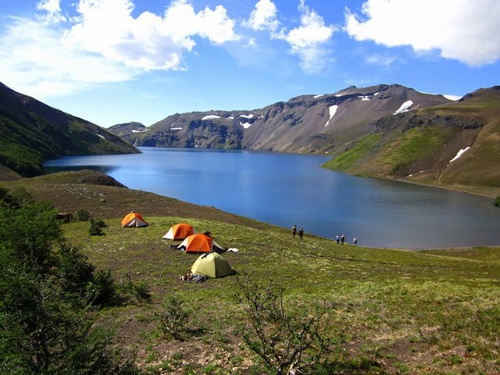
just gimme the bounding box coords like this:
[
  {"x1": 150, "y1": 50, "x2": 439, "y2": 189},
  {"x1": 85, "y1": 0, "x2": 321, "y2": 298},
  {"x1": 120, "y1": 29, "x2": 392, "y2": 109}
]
[
  {"x1": 36, "y1": 0, "x2": 66, "y2": 23},
  {"x1": 63, "y1": 0, "x2": 240, "y2": 70},
  {"x1": 245, "y1": 0, "x2": 279, "y2": 32},
  {"x1": 366, "y1": 53, "x2": 398, "y2": 66},
  {"x1": 345, "y1": 0, "x2": 500, "y2": 66},
  {"x1": 0, "y1": 0, "x2": 242, "y2": 99},
  {"x1": 0, "y1": 17, "x2": 135, "y2": 99},
  {"x1": 276, "y1": 0, "x2": 336, "y2": 74}
]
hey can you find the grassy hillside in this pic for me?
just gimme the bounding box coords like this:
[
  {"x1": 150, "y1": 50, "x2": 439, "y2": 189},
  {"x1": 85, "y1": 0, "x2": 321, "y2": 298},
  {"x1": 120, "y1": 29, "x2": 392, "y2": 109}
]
[
  {"x1": 1, "y1": 170, "x2": 499, "y2": 374},
  {"x1": 323, "y1": 87, "x2": 500, "y2": 198},
  {"x1": 0, "y1": 82, "x2": 139, "y2": 177}
]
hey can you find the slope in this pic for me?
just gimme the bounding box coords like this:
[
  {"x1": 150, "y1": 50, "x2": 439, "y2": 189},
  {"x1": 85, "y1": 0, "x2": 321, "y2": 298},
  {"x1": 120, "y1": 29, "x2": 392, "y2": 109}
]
[
  {"x1": 324, "y1": 86, "x2": 500, "y2": 196},
  {"x1": 0, "y1": 81, "x2": 139, "y2": 177},
  {"x1": 109, "y1": 84, "x2": 451, "y2": 153}
]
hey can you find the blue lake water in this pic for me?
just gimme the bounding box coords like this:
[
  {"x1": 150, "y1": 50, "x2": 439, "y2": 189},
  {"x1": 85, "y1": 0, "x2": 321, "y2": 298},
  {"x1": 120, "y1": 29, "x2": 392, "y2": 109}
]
[{"x1": 43, "y1": 147, "x2": 500, "y2": 249}]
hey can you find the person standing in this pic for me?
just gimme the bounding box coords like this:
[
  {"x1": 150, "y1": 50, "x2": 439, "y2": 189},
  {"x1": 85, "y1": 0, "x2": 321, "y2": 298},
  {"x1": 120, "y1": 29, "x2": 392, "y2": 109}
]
[
  {"x1": 340, "y1": 234, "x2": 345, "y2": 245},
  {"x1": 298, "y1": 227, "x2": 304, "y2": 241},
  {"x1": 336, "y1": 234, "x2": 340, "y2": 244},
  {"x1": 291, "y1": 225, "x2": 297, "y2": 238}
]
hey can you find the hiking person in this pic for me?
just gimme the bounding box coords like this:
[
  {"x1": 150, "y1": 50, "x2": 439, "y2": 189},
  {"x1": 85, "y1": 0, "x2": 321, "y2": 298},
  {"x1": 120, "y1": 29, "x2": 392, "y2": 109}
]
[
  {"x1": 298, "y1": 227, "x2": 304, "y2": 241},
  {"x1": 336, "y1": 234, "x2": 340, "y2": 244},
  {"x1": 353, "y1": 237, "x2": 357, "y2": 245},
  {"x1": 341, "y1": 234, "x2": 345, "y2": 245},
  {"x1": 291, "y1": 225, "x2": 297, "y2": 238}
]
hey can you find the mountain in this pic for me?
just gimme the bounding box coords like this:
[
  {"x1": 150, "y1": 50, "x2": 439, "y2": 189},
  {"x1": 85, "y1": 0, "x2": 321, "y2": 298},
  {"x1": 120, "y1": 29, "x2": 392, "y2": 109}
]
[
  {"x1": 324, "y1": 86, "x2": 500, "y2": 192},
  {"x1": 109, "y1": 84, "x2": 452, "y2": 153},
  {"x1": 0, "y1": 82, "x2": 139, "y2": 177}
]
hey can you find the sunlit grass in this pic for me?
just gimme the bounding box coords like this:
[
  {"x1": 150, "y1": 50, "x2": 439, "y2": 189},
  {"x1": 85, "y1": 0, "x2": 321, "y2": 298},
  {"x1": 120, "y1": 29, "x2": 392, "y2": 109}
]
[{"x1": 61, "y1": 216, "x2": 500, "y2": 374}]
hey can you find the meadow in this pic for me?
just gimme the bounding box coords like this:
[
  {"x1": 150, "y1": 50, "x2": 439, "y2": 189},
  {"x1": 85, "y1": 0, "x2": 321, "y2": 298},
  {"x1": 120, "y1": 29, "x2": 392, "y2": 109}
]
[
  {"x1": 2, "y1": 170, "x2": 499, "y2": 374},
  {"x1": 63, "y1": 215, "x2": 500, "y2": 374}
]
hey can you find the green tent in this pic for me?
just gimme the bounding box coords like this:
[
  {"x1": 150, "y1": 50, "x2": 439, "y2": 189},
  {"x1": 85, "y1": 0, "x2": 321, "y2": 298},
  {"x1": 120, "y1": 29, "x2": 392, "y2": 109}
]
[{"x1": 191, "y1": 252, "x2": 234, "y2": 278}]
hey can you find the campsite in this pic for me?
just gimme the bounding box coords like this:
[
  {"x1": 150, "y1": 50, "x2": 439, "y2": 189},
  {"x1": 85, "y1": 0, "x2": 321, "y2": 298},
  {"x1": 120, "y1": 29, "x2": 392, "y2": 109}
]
[{"x1": 1, "y1": 170, "x2": 499, "y2": 374}]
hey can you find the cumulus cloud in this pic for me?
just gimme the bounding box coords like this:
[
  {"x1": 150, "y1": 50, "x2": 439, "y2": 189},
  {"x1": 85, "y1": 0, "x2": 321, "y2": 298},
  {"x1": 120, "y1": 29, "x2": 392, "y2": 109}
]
[
  {"x1": 345, "y1": 0, "x2": 500, "y2": 66},
  {"x1": 282, "y1": 1, "x2": 336, "y2": 73},
  {"x1": 248, "y1": 0, "x2": 335, "y2": 74},
  {"x1": 36, "y1": 0, "x2": 66, "y2": 23},
  {"x1": 0, "y1": 17, "x2": 134, "y2": 99},
  {"x1": 0, "y1": 0, "x2": 242, "y2": 98},
  {"x1": 64, "y1": 0, "x2": 240, "y2": 70},
  {"x1": 245, "y1": 0, "x2": 279, "y2": 32}
]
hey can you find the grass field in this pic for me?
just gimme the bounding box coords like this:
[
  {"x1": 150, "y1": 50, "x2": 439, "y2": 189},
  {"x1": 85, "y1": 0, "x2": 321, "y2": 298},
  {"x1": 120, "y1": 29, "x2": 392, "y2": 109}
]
[
  {"x1": 60, "y1": 216, "x2": 500, "y2": 375},
  {"x1": 2, "y1": 170, "x2": 499, "y2": 374}
]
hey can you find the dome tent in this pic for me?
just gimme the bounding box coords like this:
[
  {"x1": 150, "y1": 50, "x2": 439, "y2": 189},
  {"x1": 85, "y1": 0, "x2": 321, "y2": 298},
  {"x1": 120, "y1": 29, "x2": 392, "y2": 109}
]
[
  {"x1": 163, "y1": 223, "x2": 195, "y2": 240},
  {"x1": 177, "y1": 233, "x2": 224, "y2": 254},
  {"x1": 191, "y1": 252, "x2": 234, "y2": 278},
  {"x1": 121, "y1": 211, "x2": 148, "y2": 227}
]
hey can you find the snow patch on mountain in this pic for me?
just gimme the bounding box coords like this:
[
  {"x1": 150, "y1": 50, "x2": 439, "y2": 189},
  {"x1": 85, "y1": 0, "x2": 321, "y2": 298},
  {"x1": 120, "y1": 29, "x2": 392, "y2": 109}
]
[
  {"x1": 393, "y1": 100, "x2": 413, "y2": 115},
  {"x1": 325, "y1": 105, "x2": 338, "y2": 127},
  {"x1": 449, "y1": 147, "x2": 470, "y2": 163},
  {"x1": 202, "y1": 115, "x2": 221, "y2": 120},
  {"x1": 443, "y1": 94, "x2": 462, "y2": 101}
]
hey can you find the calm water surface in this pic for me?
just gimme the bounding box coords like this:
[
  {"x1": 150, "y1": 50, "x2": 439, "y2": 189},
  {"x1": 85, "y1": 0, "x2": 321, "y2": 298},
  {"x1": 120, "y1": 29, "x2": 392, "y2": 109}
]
[{"x1": 44, "y1": 147, "x2": 500, "y2": 249}]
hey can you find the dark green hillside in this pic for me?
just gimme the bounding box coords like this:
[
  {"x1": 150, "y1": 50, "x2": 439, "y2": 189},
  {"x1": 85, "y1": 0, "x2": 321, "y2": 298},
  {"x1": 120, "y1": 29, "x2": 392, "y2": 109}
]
[
  {"x1": 0, "y1": 82, "x2": 139, "y2": 177},
  {"x1": 324, "y1": 86, "x2": 500, "y2": 197}
]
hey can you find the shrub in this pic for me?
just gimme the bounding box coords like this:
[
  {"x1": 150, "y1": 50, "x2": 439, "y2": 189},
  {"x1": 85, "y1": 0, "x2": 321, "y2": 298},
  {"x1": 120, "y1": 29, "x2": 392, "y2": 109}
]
[
  {"x1": 74, "y1": 208, "x2": 91, "y2": 221},
  {"x1": 236, "y1": 273, "x2": 334, "y2": 375},
  {"x1": 118, "y1": 273, "x2": 152, "y2": 304},
  {"x1": 155, "y1": 294, "x2": 190, "y2": 341},
  {"x1": 89, "y1": 217, "x2": 106, "y2": 236},
  {"x1": 0, "y1": 190, "x2": 138, "y2": 374},
  {"x1": 494, "y1": 196, "x2": 500, "y2": 207}
]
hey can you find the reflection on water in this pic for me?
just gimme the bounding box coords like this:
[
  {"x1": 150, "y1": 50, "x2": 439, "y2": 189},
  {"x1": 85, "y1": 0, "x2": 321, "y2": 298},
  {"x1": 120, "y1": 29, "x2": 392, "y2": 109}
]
[{"x1": 43, "y1": 147, "x2": 500, "y2": 249}]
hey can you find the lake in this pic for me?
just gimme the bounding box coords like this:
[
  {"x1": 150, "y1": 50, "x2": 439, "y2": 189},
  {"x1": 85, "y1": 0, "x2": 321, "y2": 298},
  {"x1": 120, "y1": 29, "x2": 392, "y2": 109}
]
[{"x1": 43, "y1": 147, "x2": 500, "y2": 249}]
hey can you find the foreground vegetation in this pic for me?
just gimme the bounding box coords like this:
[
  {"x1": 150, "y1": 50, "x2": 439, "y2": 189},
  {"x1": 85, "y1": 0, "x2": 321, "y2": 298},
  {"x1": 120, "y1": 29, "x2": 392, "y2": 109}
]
[{"x1": 1, "y1": 172, "x2": 499, "y2": 374}]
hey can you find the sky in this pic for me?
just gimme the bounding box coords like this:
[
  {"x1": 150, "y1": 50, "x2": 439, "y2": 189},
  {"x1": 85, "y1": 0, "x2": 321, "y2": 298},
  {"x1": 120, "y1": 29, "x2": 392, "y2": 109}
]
[{"x1": 0, "y1": 0, "x2": 499, "y2": 128}]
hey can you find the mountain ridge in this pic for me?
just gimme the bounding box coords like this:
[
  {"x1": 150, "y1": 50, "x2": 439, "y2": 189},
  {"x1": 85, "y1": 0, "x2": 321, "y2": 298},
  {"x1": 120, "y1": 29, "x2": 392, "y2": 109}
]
[
  {"x1": 0, "y1": 82, "x2": 140, "y2": 177},
  {"x1": 109, "y1": 83, "x2": 453, "y2": 153}
]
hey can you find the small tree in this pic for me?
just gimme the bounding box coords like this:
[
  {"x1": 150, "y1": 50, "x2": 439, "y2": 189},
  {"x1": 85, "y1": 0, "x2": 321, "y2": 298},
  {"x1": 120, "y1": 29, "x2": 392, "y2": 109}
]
[
  {"x1": 237, "y1": 273, "x2": 333, "y2": 375},
  {"x1": 89, "y1": 217, "x2": 106, "y2": 236},
  {"x1": 155, "y1": 294, "x2": 190, "y2": 341}
]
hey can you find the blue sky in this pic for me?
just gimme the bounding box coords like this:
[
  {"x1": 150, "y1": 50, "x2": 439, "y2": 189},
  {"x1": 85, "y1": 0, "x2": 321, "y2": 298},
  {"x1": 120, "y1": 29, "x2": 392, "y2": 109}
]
[{"x1": 0, "y1": 0, "x2": 499, "y2": 128}]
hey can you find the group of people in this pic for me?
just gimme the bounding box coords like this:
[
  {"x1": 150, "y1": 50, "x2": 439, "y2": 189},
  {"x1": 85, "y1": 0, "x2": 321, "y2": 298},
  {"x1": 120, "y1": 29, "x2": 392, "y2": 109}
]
[
  {"x1": 335, "y1": 234, "x2": 357, "y2": 245},
  {"x1": 291, "y1": 225, "x2": 304, "y2": 240},
  {"x1": 291, "y1": 224, "x2": 357, "y2": 245}
]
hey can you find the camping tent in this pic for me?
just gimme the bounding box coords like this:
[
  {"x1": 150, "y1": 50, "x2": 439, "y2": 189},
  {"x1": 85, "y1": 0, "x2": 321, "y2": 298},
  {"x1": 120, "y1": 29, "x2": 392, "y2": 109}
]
[
  {"x1": 121, "y1": 211, "x2": 148, "y2": 227},
  {"x1": 177, "y1": 233, "x2": 223, "y2": 253},
  {"x1": 191, "y1": 252, "x2": 234, "y2": 278},
  {"x1": 163, "y1": 223, "x2": 195, "y2": 240}
]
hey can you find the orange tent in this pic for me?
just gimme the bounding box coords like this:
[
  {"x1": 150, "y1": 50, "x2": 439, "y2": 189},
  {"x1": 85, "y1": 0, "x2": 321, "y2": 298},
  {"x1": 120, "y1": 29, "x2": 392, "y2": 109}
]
[
  {"x1": 121, "y1": 211, "x2": 148, "y2": 227},
  {"x1": 163, "y1": 223, "x2": 195, "y2": 240},
  {"x1": 177, "y1": 233, "x2": 223, "y2": 254}
]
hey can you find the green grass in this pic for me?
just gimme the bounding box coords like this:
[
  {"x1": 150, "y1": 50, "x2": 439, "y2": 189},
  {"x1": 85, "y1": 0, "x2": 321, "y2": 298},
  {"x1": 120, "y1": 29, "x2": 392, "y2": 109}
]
[
  {"x1": 323, "y1": 134, "x2": 380, "y2": 171},
  {"x1": 379, "y1": 126, "x2": 452, "y2": 174},
  {"x1": 61, "y1": 216, "x2": 500, "y2": 374}
]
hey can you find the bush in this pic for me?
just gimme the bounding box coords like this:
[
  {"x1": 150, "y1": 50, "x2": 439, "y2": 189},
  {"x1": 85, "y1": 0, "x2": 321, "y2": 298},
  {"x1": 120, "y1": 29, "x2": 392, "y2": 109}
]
[
  {"x1": 118, "y1": 273, "x2": 152, "y2": 304},
  {"x1": 74, "y1": 208, "x2": 91, "y2": 221},
  {"x1": 0, "y1": 190, "x2": 138, "y2": 374},
  {"x1": 236, "y1": 273, "x2": 335, "y2": 375},
  {"x1": 89, "y1": 217, "x2": 106, "y2": 236},
  {"x1": 494, "y1": 196, "x2": 500, "y2": 207},
  {"x1": 155, "y1": 294, "x2": 189, "y2": 340}
]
